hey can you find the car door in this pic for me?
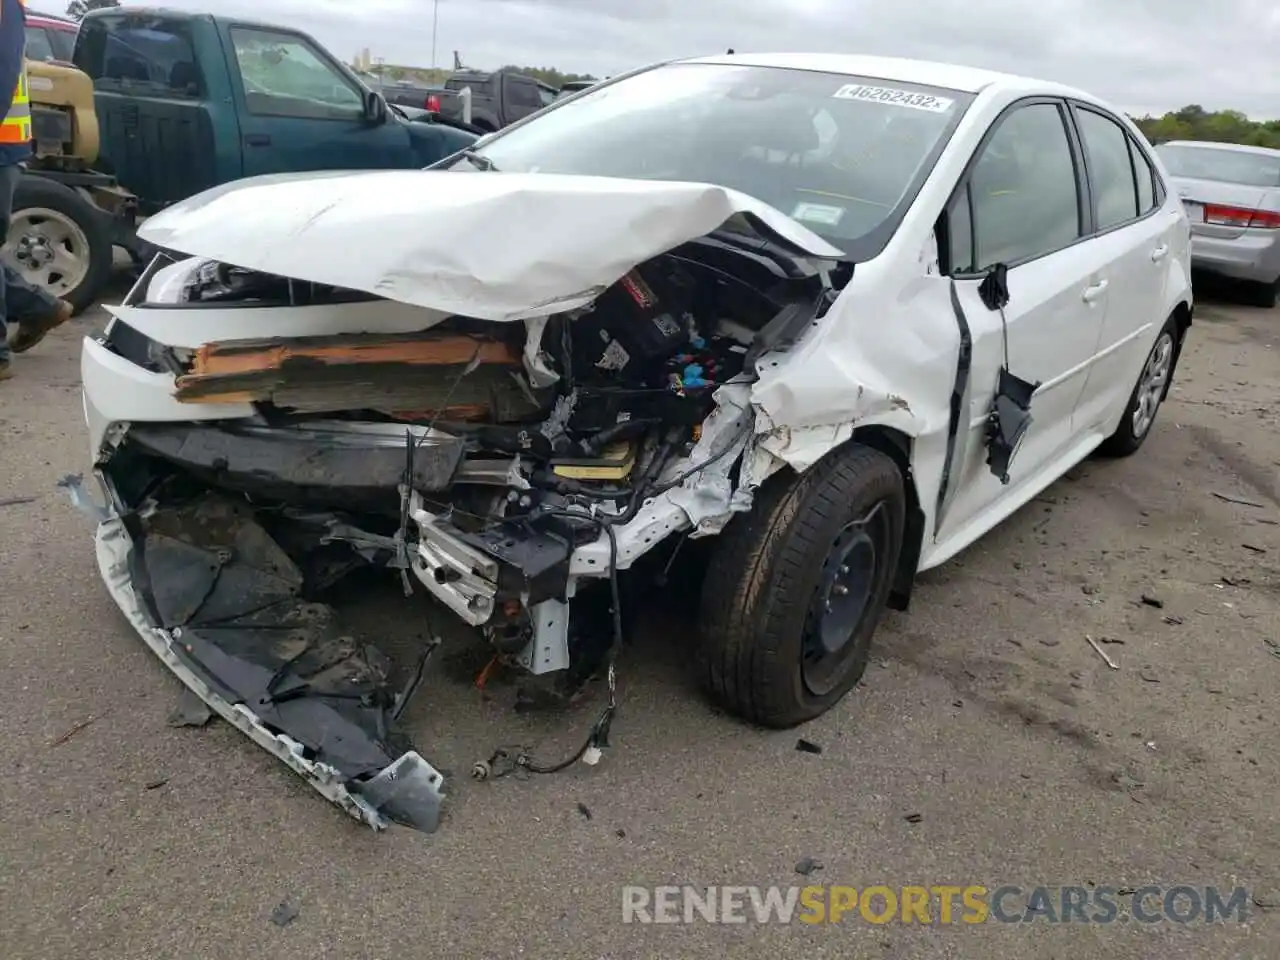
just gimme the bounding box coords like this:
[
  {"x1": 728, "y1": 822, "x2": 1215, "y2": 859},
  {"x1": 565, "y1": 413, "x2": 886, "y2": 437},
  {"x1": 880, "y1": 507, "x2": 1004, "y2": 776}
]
[
  {"x1": 935, "y1": 99, "x2": 1112, "y2": 542},
  {"x1": 227, "y1": 24, "x2": 413, "y2": 177},
  {"x1": 1068, "y1": 104, "x2": 1182, "y2": 434}
]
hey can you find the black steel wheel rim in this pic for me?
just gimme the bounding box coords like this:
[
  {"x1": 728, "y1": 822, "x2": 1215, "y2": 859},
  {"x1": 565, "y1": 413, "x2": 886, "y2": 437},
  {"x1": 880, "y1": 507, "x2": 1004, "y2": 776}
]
[{"x1": 801, "y1": 500, "x2": 889, "y2": 696}]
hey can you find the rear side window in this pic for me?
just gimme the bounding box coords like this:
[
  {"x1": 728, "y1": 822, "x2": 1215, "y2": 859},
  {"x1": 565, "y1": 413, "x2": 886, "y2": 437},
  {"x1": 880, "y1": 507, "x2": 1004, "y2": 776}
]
[
  {"x1": 24, "y1": 26, "x2": 55, "y2": 62},
  {"x1": 73, "y1": 15, "x2": 204, "y2": 97},
  {"x1": 506, "y1": 79, "x2": 542, "y2": 108},
  {"x1": 1129, "y1": 139, "x2": 1157, "y2": 213},
  {"x1": 447, "y1": 75, "x2": 493, "y2": 95},
  {"x1": 1075, "y1": 108, "x2": 1139, "y2": 230},
  {"x1": 960, "y1": 102, "x2": 1083, "y2": 272},
  {"x1": 47, "y1": 27, "x2": 77, "y2": 63}
]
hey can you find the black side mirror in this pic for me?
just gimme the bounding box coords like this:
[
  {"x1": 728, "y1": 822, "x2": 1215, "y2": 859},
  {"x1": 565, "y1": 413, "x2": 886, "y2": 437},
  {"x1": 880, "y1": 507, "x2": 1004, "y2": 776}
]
[{"x1": 364, "y1": 90, "x2": 388, "y2": 125}]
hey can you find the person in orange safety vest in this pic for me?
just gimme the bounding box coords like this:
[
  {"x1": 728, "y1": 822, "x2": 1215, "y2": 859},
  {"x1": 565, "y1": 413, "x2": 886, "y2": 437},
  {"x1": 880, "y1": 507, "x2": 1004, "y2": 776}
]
[{"x1": 0, "y1": 0, "x2": 71, "y2": 381}]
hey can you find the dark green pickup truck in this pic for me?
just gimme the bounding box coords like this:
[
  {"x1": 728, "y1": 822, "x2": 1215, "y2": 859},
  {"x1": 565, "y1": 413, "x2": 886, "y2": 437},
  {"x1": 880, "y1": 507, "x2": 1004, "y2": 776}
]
[{"x1": 73, "y1": 8, "x2": 478, "y2": 215}]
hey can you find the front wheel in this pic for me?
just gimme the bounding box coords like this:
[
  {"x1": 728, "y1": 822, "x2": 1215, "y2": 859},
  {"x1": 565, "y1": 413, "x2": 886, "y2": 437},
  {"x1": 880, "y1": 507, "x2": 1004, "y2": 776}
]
[
  {"x1": 4, "y1": 176, "x2": 114, "y2": 314},
  {"x1": 697, "y1": 444, "x2": 906, "y2": 728},
  {"x1": 1097, "y1": 318, "x2": 1178, "y2": 458}
]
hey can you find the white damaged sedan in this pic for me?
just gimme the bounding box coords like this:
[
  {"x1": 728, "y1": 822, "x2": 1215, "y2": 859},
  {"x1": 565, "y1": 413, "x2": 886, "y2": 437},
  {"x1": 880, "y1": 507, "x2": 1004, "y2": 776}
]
[{"x1": 77, "y1": 53, "x2": 1192, "y2": 830}]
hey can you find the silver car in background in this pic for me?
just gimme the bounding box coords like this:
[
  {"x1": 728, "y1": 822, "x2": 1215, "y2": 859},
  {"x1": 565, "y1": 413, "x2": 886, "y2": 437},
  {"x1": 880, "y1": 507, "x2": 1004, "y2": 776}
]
[{"x1": 1155, "y1": 140, "x2": 1280, "y2": 307}]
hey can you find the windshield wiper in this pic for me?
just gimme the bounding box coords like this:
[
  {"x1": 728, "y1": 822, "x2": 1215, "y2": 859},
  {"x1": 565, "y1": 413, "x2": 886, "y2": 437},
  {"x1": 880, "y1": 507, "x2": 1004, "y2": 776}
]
[{"x1": 458, "y1": 149, "x2": 498, "y2": 171}]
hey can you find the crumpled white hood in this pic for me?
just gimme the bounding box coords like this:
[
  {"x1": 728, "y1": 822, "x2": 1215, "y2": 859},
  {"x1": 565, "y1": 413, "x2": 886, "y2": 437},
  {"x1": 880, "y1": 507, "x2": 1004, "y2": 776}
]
[{"x1": 138, "y1": 170, "x2": 844, "y2": 322}]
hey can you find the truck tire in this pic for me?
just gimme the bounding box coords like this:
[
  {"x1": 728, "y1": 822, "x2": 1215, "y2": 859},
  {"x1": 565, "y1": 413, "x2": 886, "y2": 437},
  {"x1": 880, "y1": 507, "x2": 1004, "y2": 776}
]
[
  {"x1": 5, "y1": 175, "x2": 114, "y2": 314},
  {"x1": 697, "y1": 444, "x2": 906, "y2": 728}
]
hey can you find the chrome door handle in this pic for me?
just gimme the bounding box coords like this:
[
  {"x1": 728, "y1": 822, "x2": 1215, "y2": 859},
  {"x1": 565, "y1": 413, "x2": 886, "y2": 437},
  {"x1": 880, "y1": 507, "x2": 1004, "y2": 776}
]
[
  {"x1": 1150, "y1": 244, "x2": 1169, "y2": 262},
  {"x1": 1082, "y1": 279, "x2": 1109, "y2": 303}
]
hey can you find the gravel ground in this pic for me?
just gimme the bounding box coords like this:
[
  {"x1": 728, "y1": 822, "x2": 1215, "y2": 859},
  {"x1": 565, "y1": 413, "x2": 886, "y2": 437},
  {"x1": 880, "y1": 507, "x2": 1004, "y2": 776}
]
[{"x1": 0, "y1": 283, "x2": 1276, "y2": 960}]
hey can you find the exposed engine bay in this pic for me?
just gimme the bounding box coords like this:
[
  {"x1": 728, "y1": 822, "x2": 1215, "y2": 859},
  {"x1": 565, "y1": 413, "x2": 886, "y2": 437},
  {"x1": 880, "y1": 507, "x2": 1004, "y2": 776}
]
[{"x1": 85, "y1": 226, "x2": 841, "y2": 831}]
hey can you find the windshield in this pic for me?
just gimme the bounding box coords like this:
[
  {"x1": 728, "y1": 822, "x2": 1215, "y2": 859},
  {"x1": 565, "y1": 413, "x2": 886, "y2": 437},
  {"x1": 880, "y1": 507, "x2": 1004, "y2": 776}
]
[
  {"x1": 1156, "y1": 144, "x2": 1280, "y2": 188},
  {"x1": 464, "y1": 62, "x2": 972, "y2": 258}
]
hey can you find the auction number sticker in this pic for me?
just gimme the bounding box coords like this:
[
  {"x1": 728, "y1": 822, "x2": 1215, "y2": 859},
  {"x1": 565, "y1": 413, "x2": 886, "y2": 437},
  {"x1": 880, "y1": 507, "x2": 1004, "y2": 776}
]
[{"x1": 832, "y1": 84, "x2": 953, "y2": 113}]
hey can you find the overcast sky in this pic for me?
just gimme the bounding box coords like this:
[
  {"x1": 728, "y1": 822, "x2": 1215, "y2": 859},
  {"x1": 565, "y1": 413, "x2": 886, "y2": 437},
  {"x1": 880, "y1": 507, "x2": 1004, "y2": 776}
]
[{"x1": 98, "y1": 0, "x2": 1279, "y2": 118}]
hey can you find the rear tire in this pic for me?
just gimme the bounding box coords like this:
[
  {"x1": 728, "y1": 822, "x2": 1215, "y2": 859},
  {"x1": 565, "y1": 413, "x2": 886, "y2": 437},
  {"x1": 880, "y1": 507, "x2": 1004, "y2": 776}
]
[
  {"x1": 1242, "y1": 277, "x2": 1279, "y2": 309},
  {"x1": 697, "y1": 444, "x2": 905, "y2": 728},
  {"x1": 1098, "y1": 316, "x2": 1179, "y2": 458}
]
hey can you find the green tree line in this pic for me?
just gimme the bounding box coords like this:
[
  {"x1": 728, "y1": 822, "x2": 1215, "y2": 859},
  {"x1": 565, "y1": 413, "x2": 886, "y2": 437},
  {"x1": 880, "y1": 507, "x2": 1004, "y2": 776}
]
[{"x1": 1132, "y1": 105, "x2": 1280, "y2": 149}]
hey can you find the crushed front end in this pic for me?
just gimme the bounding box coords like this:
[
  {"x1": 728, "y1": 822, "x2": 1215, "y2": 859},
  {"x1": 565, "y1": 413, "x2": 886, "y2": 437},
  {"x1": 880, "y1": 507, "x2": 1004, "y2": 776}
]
[{"x1": 77, "y1": 189, "x2": 841, "y2": 830}]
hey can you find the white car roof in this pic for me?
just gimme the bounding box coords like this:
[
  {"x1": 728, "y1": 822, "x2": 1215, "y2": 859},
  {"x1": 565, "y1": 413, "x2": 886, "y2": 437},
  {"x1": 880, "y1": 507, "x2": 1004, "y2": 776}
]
[
  {"x1": 683, "y1": 52, "x2": 1094, "y2": 102},
  {"x1": 1159, "y1": 140, "x2": 1280, "y2": 158}
]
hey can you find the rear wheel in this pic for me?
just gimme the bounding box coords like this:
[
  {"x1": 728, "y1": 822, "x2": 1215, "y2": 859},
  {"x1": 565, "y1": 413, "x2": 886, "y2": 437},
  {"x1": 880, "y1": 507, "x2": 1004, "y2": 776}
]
[
  {"x1": 1098, "y1": 317, "x2": 1178, "y2": 458},
  {"x1": 697, "y1": 444, "x2": 905, "y2": 727},
  {"x1": 4, "y1": 176, "x2": 113, "y2": 314},
  {"x1": 1242, "y1": 276, "x2": 1279, "y2": 309}
]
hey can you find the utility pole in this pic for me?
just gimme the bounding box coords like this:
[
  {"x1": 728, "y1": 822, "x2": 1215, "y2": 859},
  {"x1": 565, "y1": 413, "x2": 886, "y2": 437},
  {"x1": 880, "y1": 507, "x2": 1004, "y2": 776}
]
[{"x1": 431, "y1": 0, "x2": 439, "y2": 69}]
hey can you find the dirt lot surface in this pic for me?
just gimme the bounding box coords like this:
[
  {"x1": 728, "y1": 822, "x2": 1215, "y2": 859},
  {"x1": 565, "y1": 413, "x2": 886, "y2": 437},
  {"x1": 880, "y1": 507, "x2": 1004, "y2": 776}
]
[{"x1": 0, "y1": 286, "x2": 1277, "y2": 960}]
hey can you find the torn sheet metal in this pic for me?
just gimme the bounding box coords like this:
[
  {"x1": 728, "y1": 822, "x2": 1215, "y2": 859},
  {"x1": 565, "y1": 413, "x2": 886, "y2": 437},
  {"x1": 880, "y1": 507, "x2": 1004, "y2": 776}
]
[
  {"x1": 91, "y1": 492, "x2": 444, "y2": 831},
  {"x1": 137, "y1": 171, "x2": 843, "y2": 322}
]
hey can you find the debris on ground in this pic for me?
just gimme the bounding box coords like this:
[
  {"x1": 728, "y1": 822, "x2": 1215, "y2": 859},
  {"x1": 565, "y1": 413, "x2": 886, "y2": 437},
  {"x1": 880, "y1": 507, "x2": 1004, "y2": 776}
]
[
  {"x1": 1139, "y1": 667, "x2": 1161, "y2": 684},
  {"x1": 1038, "y1": 637, "x2": 1060, "y2": 647},
  {"x1": 1082, "y1": 584, "x2": 1100, "y2": 596},
  {"x1": 0, "y1": 495, "x2": 37, "y2": 508},
  {"x1": 1264, "y1": 639, "x2": 1280, "y2": 661},
  {"x1": 1242, "y1": 543, "x2": 1267, "y2": 554},
  {"x1": 1162, "y1": 615, "x2": 1184, "y2": 625},
  {"x1": 1098, "y1": 636, "x2": 1125, "y2": 645},
  {"x1": 166, "y1": 688, "x2": 214, "y2": 728},
  {"x1": 1211, "y1": 491, "x2": 1265, "y2": 508},
  {"x1": 904, "y1": 813, "x2": 923, "y2": 824},
  {"x1": 795, "y1": 738, "x2": 823, "y2": 755},
  {"x1": 144, "y1": 778, "x2": 168, "y2": 790},
  {"x1": 615, "y1": 829, "x2": 626, "y2": 838},
  {"x1": 49, "y1": 715, "x2": 97, "y2": 747},
  {"x1": 576, "y1": 802, "x2": 593, "y2": 821},
  {"x1": 795, "y1": 857, "x2": 823, "y2": 876},
  {"x1": 1140, "y1": 594, "x2": 1164, "y2": 609},
  {"x1": 270, "y1": 902, "x2": 299, "y2": 928},
  {"x1": 1086, "y1": 635, "x2": 1120, "y2": 670},
  {"x1": 1221, "y1": 576, "x2": 1251, "y2": 587}
]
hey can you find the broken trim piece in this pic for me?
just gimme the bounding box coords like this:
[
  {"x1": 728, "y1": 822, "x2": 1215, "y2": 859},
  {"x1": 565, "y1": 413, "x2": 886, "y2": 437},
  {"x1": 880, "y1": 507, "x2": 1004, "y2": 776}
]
[
  {"x1": 934, "y1": 278, "x2": 973, "y2": 535},
  {"x1": 93, "y1": 503, "x2": 444, "y2": 832}
]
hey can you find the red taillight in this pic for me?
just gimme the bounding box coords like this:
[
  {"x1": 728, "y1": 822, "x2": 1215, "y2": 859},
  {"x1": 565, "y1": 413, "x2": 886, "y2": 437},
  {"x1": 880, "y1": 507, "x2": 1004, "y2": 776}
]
[
  {"x1": 425, "y1": 94, "x2": 441, "y2": 112},
  {"x1": 1203, "y1": 203, "x2": 1280, "y2": 229}
]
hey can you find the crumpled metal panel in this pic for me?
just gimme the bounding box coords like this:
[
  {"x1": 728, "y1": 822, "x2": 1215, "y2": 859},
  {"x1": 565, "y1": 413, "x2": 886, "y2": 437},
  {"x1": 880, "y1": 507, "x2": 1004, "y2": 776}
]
[{"x1": 92, "y1": 493, "x2": 445, "y2": 830}]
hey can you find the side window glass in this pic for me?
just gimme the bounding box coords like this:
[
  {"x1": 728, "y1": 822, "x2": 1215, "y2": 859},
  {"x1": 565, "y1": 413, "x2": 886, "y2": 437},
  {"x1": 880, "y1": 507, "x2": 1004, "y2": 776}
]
[
  {"x1": 507, "y1": 80, "x2": 542, "y2": 108},
  {"x1": 231, "y1": 28, "x2": 364, "y2": 120},
  {"x1": 78, "y1": 17, "x2": 204, "y2": 97},
  {"x1": 1129, "y1": 137, "x2": 1156, "y2": 213},
  {"x1": 967, "y1": 102, "x2": 1082, "y2": 271},
  {"x1": 946, "y1": 184, "x2": 974, "y2": 273},
  {"x1": 1076, "y1": 108, "x2": 1139, "y2": 229},
  {"x1": 24, "y1": 27, "x2": 55, "y2": 62}
]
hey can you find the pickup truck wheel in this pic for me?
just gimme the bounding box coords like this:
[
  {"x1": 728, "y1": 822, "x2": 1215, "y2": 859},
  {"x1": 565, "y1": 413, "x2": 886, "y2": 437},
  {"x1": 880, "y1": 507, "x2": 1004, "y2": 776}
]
[
  {"x1": 4, "y1": 176, "x2": 113, "y2": 314},
  {"x1": 697, "y1": 444, "x2": 905, "y2": 728}
]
